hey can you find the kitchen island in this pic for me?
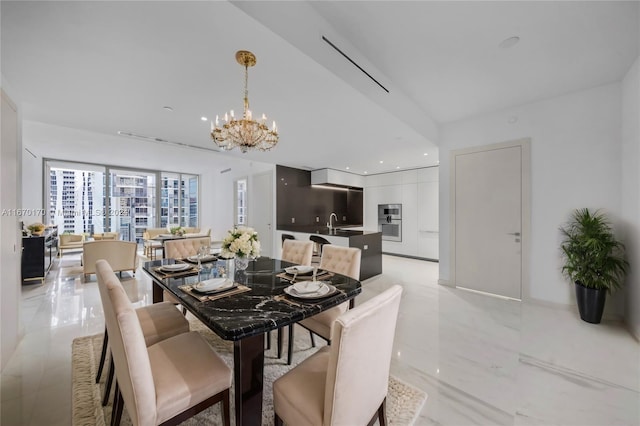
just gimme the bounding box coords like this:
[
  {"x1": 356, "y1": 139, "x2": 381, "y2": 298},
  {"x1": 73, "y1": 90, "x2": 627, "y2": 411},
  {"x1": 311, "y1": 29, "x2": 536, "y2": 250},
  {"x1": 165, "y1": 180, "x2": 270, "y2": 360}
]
[{"x1": 276, "y1": 226, "x2": 382, "y2": 280}]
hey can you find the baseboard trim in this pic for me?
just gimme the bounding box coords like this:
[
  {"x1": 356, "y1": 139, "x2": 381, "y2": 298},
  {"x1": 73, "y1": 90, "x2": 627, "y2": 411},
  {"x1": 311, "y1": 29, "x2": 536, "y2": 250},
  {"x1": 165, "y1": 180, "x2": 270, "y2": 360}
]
[
  {"x1": 438, "y1": 279, "x2": 454, "y2": 287},
  {"x1": 456, "y1": 286, "x2": 521, "y2": 301},
  {"x1": 382, "y1": 252, "x2": 439, "y2": 263}
]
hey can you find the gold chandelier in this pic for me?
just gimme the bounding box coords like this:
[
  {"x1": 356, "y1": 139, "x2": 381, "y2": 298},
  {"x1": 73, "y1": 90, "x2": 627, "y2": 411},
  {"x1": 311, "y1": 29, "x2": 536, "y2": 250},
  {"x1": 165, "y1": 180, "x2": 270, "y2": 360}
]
[{"x1": 210, "y1": 50, "x2": 278, "y2": 153}]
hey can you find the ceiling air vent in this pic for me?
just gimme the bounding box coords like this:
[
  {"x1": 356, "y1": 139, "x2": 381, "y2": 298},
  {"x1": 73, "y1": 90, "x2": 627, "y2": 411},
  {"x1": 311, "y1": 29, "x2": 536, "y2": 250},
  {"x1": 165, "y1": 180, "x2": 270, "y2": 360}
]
[{"x1": 322, "y1": 35, "x2": 389, "y2": 94}]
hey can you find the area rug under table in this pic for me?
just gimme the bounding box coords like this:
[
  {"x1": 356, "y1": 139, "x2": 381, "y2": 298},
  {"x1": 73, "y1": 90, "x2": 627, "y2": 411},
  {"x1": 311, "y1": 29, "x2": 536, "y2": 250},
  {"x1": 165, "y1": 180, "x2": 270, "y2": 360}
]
[{"x1": 72, "y1": 320, "x2": 427, "y2": 425}]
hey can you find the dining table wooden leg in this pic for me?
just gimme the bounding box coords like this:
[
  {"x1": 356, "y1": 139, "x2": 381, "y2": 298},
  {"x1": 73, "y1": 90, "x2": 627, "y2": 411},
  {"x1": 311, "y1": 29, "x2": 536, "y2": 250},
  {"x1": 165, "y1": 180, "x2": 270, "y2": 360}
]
[
  {"x1": 233, "y1": 334, "x2": 265, "y2": 426},
  {"x1": 152, "y1": 281, "x2": 163, "y2": 303}
]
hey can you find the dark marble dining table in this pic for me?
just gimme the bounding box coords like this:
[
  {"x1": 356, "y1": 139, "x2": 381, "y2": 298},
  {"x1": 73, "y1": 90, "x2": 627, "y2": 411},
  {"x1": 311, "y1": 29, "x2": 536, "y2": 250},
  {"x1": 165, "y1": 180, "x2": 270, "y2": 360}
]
[{"x1": 142, "y1": 257, "x2": 362, "y2": 426}]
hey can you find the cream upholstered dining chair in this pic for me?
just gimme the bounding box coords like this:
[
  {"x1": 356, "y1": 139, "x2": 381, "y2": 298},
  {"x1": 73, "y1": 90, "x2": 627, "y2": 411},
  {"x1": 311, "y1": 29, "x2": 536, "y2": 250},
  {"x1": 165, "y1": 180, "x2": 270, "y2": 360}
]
[
  {"x1": 163, "y1": 237, "x2": 211, "y2": 259},
  {"x1": 83, "y1": 240, "x2": 137, "y2": 281},
  {"x1": 276, "y1": 240, "x2": 314, "y2": 362},
  {"x1": 284, "y1": 245, "x2": 362, "y2": 364},
  {"x1": 162, "y1": 236, "x2": 212, "y2": 314},
  {"x1": 95, "y1": 260, "x2": 189, "y2": 407},
  {"x1": 281, "y1": 239, "x2": 314, "y2": 266},
  {"x1": 99, "y1": 260, "x2": 232, "y2": 426},
  {"x1": 274, "y1": 285, "x2": 403, "y2": 426}
]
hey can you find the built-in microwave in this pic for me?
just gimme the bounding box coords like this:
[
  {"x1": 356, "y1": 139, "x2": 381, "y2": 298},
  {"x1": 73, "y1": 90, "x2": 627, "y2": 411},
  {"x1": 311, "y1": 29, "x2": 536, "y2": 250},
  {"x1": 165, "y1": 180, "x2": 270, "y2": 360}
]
[{"x1": 378, "y1": 204, "x2": 402, "y2": 220}]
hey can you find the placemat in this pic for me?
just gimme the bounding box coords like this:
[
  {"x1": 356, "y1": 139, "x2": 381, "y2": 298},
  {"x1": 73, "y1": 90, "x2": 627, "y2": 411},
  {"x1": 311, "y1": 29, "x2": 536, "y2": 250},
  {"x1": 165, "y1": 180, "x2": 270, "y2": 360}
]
[
  {"x1": 178, "y1": 283, "x2": 251, "y2": 302},
  {"x1": 152, "y1": 265, "x2": 199, "y2": 279}
]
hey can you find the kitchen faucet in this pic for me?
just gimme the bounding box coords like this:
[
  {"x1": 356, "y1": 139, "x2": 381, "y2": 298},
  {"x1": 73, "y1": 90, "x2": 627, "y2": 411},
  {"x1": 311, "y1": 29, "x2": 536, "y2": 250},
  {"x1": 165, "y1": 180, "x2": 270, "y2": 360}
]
[{"x1": 328, "y1": 212, "x2": 338, "y2": 232}]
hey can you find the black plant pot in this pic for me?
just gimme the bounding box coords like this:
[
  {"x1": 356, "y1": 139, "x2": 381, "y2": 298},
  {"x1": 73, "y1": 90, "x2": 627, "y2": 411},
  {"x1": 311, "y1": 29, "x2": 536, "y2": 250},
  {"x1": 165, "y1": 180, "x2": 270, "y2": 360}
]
[{"x1": 574, "y1": 281, "x2": 607, "y2": 324}]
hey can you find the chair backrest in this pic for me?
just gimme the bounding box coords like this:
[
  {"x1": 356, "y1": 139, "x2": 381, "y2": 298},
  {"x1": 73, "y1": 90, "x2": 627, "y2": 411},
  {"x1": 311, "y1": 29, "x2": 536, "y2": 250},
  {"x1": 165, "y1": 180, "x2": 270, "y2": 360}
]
[
  {"x1": 102, "y1": 232, "x2": 119, "y2": 240},
  {"x1": 83, "y1": 240, "x2": 137, "y2": 274},
  {"x1": 319, "y1": 245, "x2": 361, "y2": 280},
  {"x1": 323, "y1": 285, "x2": 403, "y2": 426},
  {"x1": 309, "y1": 235, "x2": 330, "y2": 246},
  {"x1": 60, "y1": 233, "x2": 84, "y2": 245},
  {"x1": 143, "y1": 228, "x2": 167, "y2": 240},
  {"x1": 164, "y1": 237, "x2": 211, "y2": 259},
  {"x1": 281, "y1": 234, "x2": 295, "y2": 245},
  {"x1": 96, "y1": 260, "x2": 157, "y2": 425},
  {"x1": 281, "y1": 240, "x2": 314, "y2": 266}
]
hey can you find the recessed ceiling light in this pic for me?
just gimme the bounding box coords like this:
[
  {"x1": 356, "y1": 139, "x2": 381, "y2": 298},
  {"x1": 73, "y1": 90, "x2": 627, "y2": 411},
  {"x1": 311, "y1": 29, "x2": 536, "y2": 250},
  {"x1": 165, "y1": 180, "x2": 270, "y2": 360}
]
[
  {"x1": 345, "y1": 166, "x2": 350, "y2": 170},
  {"x1": 396, "y1": 166, "x2": 400, "y2": 169},
  {"x1": 163, "y1": 106, "x2": 174, "y2": 112},
  {"x1": 499, "y1": 36, "x2": 520, "y2": 49},
  {"x1": 379, "y1": 160, "x2": 384, "y2": 164},
  {"x1": 201, "y1": 116, "x2": 208, "y2": 121},
  {"x1": 364, "y1": 171, "x2": 368, "y2": 174},
  {"x1": 423, "y1": 153, "x2": 428, "y2": 156}
]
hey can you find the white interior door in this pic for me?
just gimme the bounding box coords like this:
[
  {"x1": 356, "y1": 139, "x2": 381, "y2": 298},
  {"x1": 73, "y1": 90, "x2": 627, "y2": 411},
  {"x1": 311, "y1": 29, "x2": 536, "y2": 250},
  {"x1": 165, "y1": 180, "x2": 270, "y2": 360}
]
[
  {"x1": 249, "y1": 171, "x2": 273, "y2": 258},
  {"x1": 452, "y1": 142, "x2": 528, "y2": 300}
]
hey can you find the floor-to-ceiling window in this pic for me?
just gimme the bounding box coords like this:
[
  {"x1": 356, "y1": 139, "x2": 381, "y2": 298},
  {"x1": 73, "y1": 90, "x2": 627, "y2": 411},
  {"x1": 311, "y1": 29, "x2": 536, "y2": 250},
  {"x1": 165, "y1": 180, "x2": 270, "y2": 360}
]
[{"x1": 45, "y1": 160, "x2": 199, "y2": 242}]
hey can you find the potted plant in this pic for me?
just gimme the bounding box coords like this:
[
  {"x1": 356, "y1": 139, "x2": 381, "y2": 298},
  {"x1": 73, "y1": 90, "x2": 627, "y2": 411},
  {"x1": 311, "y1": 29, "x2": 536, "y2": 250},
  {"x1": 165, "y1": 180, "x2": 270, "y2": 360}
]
[
  {"x1": 170, "y1": 226, "x2": 185, "y2": 236},
  {"x1": 27, "y1": 222, "x2": 45, "y2": 236},
  {"x1": 560, "y1": 208, "x2": 629, "y2": 324}
]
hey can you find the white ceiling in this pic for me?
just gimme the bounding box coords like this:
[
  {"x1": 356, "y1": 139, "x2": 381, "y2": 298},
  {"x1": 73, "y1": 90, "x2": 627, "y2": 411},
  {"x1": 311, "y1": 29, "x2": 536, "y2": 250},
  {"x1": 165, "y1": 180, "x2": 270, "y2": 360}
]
[{"x1": 2, "y1": 1, "x2": 638, "y2": 175}]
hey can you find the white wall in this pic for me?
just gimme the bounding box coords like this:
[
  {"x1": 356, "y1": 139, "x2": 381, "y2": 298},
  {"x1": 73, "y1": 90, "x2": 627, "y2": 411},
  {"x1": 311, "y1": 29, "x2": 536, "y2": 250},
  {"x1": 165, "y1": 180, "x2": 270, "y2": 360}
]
[
  {"x1": 621, "y1": 56, "x2": 640, "y2": 338},
  {"x1": 20, "y1": 121, "x2": 270, "y2": 243},
  {"x1": 1, "y1": 82, "x2": 23, "y2": 371},
  {"x1": 439, "y1": 83, "x2": 625, "y2": 314},
  {"x1": 214, "y1": 163, "x2": 276, "y2": 255}
]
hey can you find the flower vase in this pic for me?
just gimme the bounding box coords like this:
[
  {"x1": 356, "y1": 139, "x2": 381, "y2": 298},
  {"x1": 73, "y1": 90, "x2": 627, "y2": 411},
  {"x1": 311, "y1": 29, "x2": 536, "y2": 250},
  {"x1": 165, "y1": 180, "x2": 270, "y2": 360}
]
[{"x1": 235, "y1": 256, "x2": 250, "y2": 271}]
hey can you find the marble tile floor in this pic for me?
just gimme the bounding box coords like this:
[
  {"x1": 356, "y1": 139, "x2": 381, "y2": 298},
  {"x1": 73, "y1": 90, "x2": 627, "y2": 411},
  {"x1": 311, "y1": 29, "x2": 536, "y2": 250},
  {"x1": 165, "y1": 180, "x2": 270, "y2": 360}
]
[{"x1": 1, "y1": 252, "x2": 639, "y2": 425}]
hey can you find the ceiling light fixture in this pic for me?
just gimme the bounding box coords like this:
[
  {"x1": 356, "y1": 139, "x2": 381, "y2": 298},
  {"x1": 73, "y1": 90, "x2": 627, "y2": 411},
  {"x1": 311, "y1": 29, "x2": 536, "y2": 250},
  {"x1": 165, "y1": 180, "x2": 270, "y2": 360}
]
[
  {"x1": 499, "y1": 36, "x2": 520, "y2": 49},
  {"x1": 210, "y1": 50, "x2": 278, "y2": 153},
  {"x1": 201, "y1": 116, "x2": 208, "y2": 121}
]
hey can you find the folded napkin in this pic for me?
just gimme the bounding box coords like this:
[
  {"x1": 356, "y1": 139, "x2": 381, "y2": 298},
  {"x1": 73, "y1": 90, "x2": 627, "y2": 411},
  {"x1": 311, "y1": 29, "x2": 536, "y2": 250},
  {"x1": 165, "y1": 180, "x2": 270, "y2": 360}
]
[{"x1": 292, "y1": 281, "x2": 324, "y2": 294}]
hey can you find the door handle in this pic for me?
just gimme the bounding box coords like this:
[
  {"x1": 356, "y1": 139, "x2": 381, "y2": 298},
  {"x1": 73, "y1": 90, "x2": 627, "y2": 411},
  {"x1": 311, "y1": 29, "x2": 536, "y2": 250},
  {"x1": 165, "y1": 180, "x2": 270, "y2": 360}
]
[{"x1": 507, "y1": 232, "x2": 521, "y2": 236}]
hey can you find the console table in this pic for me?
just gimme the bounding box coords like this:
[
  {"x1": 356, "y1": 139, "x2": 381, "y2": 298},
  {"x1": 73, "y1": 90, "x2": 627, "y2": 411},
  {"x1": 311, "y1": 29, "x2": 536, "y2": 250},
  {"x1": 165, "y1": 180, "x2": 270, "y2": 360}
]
[{"x1": 22, "y1": 228, "x2": 58, "y2": 283}]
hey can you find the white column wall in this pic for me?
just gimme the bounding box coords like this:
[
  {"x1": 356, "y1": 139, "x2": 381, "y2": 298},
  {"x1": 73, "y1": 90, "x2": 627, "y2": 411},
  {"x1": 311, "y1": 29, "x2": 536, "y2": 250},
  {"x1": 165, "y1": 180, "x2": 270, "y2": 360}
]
[
  {"x1": 621, "y1": 56, "x2": 640, "y2": 339},
  {"x1": 439, "y1": 83, "x2": 624, "y2": 314}
]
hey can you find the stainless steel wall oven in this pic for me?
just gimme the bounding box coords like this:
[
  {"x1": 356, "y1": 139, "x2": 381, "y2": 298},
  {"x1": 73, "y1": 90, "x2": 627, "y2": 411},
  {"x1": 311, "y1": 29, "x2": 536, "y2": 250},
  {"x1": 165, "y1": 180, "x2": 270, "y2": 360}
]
[{"x1": 378, "y1": 204, "x2": 402, "y2": 242}]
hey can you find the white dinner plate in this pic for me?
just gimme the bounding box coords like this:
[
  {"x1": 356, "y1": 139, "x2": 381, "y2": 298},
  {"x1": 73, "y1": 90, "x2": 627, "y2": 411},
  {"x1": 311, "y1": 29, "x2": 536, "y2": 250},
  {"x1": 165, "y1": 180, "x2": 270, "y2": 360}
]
[
  {"x1": 284, "y1": 265, "x2": 315, "y2": 275},
  {"x1": 159, "y1": 263, "x2": 191, "y2": 272},
  {"x1": 193, "y1": 278, "x2": 235, "y2": 294},
  {"x1": 284, "y1": 283, "x2": 338, "y2": 299}
]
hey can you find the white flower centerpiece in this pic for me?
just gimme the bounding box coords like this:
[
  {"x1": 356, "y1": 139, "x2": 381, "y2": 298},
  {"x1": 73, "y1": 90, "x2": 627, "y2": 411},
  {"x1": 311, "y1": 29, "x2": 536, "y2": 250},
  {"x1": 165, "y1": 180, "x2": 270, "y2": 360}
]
[{"x1": 221, "y1": 226, "x2": 261, "y2": 270}]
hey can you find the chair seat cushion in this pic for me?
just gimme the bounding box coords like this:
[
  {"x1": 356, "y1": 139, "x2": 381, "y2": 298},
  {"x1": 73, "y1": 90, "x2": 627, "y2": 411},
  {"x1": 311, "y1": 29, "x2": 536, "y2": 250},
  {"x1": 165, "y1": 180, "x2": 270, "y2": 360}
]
[
  {"x1": 136, "y1": 302, "x2": 189, "y2": 347},
  {"x1": 149, "y1": 331, "x2": 232, "y2": 424},
  {"x1": 273, "y1": 346, "x2": 329, "y2": 426},
  {"x1": 299, "y1": 303, "x2": 348, "y2": 340}
]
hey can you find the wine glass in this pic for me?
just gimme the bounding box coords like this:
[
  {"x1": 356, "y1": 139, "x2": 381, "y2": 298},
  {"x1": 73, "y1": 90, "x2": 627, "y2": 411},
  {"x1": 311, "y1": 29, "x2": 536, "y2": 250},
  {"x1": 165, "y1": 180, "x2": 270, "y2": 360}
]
[{"x1": 196, "y1": 245, "x2": 207, "y2": 280}]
